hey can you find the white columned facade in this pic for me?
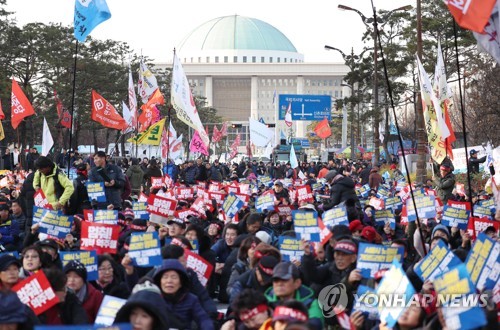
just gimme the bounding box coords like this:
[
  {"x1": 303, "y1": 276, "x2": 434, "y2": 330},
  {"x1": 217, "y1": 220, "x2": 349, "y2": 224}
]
[
  {"x1": 205, "y1": 76, "x2": 213, "y2": 107},
  {"x1": 250, "y1": 76, "x2": 259, "y2": 120}
]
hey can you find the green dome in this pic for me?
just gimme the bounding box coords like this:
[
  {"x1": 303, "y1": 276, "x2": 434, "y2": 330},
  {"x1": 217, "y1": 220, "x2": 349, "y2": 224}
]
[{"x1": 178, "y1": 15, "x2": 298, "y2": 52}]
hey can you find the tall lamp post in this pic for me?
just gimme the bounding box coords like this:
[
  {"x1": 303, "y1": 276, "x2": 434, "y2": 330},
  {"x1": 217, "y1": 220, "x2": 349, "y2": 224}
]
[{"x1": 338, "y1": 4, "x2": 412, "y2": 165}]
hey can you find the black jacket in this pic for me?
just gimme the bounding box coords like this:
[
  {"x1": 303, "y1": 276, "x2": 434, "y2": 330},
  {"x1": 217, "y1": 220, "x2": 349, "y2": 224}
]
[
  {"x1": 39, "y1": 291, "x2": 89, "y2": 325},
  {"x1": 468, "y1": 155, "x2": 487, "y2": 174},
  {"x1": 68, "y1": 173, "x2": 90, "y2": 215},
  {"x1": 323, "y1": 176, "x2": 359, "y2": 210}
]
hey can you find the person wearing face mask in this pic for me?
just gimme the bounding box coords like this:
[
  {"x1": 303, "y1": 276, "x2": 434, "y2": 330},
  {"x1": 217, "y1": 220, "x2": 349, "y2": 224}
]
[{"x1": 153, "y1": 259, "x2": 214, "y2": 330}]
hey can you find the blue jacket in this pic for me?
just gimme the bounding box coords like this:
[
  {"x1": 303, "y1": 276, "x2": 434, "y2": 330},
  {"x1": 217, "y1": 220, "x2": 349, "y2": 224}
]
[
  {"x1": 0, "y1": 219, "x2": 20, "y2": 246},
  {"x1": 88, "y1": 163, "x2": 125, "y2": 209},
  {"x1": 185, "y1": 166, "x2": 199, "y2": 184},
  {"x1": 210, "y1": 239, "x2": 233, "y2": 263}
]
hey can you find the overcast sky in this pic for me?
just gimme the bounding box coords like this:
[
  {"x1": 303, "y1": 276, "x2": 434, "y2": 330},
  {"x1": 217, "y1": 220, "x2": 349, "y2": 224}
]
[{"x1": 5, "y1": 0, "x2": 414, "y2": 63}]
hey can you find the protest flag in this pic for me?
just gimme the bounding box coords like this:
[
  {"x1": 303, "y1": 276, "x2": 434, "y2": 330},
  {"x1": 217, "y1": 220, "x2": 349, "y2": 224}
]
[
  {"x1": 41, "y1": 118, "x2": 54, "y2": 156},
  {"x1": 60, "y1": 109, "x2": 72, "y2": 129},
  {"x1": 290, "y1": 144, "x2": 299, "y2": 169},
  {"x1": 190, "y1": 130, "x2": 209, "y2": 156},
  {"x1": 284, "y1": 102, "x2": 292, "y2": 127},
  {"x1": 472, "y1": 1, "x2": 500, "y2": 65},
  {"x1": 212, "y1": 125, "x2": 222, "y2": 143},
  {"x1": 91, "y1": 90, "x2": 127, "y2": 130},
  {"x1": 230, "y1": 133, "x2": 241, "y2": 159},
  {"x1": 11, "y1": 79, "x2": 36, "y2": 129},
  {"x1": 73, "y1": 0, "x2": 111, "y2": 42},
  {"x1": 446, "y1": 0, "x2": 497, "y2": 33},
  {"x1": 137, "y1": 60, "x2": 159, "y2": 103},
  {"x1": 53, "y1": 89, "x2": 63, "y2": 119},
  {"x1": 121, "y1": 101, "x2": 134, "y2": 134},
  {"x1": 128, "y1": 64, "x2": 138, "y2": 128},
  {"x1": 127, "y1": 118, "x2": 165, "y2": 146},
  {"x1": 314, "y1": 117, "x2": 332, "y2": 139},
  {"x1": 220, "y1": 121, "x2": 228, "y2": 137}
]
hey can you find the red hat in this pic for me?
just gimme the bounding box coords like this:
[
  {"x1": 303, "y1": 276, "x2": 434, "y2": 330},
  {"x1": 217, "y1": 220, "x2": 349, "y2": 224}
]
[
  {"x1": 334, "y1": 240, "x2": 358, "y2": 255},
  {"x1": 349, "y1": 220, "x2": 364, "y2": 233},
  {"x1": 361, "y1": 226, "x2": 377, "y2": 243}
]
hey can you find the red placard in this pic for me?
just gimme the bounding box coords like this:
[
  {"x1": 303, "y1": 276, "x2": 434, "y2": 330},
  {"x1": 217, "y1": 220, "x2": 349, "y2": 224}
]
[
  {"x1": 176, "y1": 208, "x2": 200, "y2": 220},
  {"x1": 138, "y1": 192, "x2": 149, "y2": 202},
  {"x1": 34, "y1": 190, "x2": 53, "y2": 210},
  {"x1": 176, "y1": 187, "x2": 194, "y2": 200},
  {"x1": 190, "y1": 197, "x2": 208, "y2": 214},
  {"x1": 80, "y1": 221, "x2": 120, "y2": 254},
  {"x1": 447, "y1": 200, "x2": 472, "y2": 211},
  {"x1": 225, "y1": 185, "x2": 240, "y2": 195},
  {"x1": 318, "y1": 219, "x2": 333, "y2": 245},
  {"x1": 163, "y1": 174, "x2": 173, "y2": 189},
  {"x1": 209, "y1": 191, "x2": 226, "y2": 206},
  {"x1": 13, "y1": 271, "x2": 59, "y2": 315},
  {"x1": 288, "y1": 189, "x2": 297, "y2": 204},
  {"x1": 369, "y1": 197, "x2": 385, "y2": 210},
  {"x1": 83, "y1": 209, "x2": 94, "y2": 222},
  {"x1": 275, "y1": 205, "x2": 295, "y2": 217},
  {"x1": 208, "y1": 182, "x2": 221, "y2": 192},
  {"x1": 184, "y1": 249, "x2": 214, "y2": 287},
  {"x1": 147, "y1": 194, "x2": 177, "y2": 217},
  {"x1": 467, "y1": 216, "x2": 500, "y2": 240},
  {"x1": 296, "y1": 185, "x2": 314, "y2": 203},
  {"x1": 150, "y1": 177, "x2": 163, "y2": 189}
]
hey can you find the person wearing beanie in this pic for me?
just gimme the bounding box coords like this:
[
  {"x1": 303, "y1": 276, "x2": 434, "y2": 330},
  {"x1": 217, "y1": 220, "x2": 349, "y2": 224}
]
[
  {"x1": 114, "y1": 280, "x2": 170, "y2": 330},
  {"x1": 431, "y1": 224, "x2": 450, "y2": 242},
  {"x1": 432, "y1": 162, "x2": 455, "y2": 203},
  {"x1": 348, "y1": 220, "x2": 364, "y2": 238},
  {"x1": 360, "y1": 226, "x2": 377, "y2": 243},
  {"x1": 33, "y1": 156, "x2": 74, "y2": 212},
  {"x1": 0, "y1": 254, "x2": 21, "y2": 290},
  {"x1": 152, "y1": 259, "x2": 214, "y2": 330},
  {"x1": 64, "y1": 260, "x2": 104, "y2": 323}
]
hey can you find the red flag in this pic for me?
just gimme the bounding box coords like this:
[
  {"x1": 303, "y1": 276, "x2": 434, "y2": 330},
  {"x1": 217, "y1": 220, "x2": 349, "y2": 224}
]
[
  {"x1": 54, "y1": 89, "x2": 63, "y2": 119},
  {"x1": 212, "y1": 125, "x2": 222, "y2": 143},
  {"x1": 247, "y1": 141, "x2": 253, "y2": 159},
  {"x1": 60, "y1": 109, "x2": 72, "y2": 129},
  {"x1": 220, "y1": 122, "x2": 228, "y2": 137},
  {"x1": 138, "y1": 106, "x2": 153, "y2": 132},
  {"x1": 230, "y1": 133, "x2": 241, "y2": 159},
  {"x1": 446, "y1": 0, "x2": 496, "y2": 33},
  {"x1": 91, "y1": 90, "x2": 127, "y2": 130},
  {"x1": 144, "y1": 88, "x2": 165, "y2": 108},
  {"x1": 11, "y1": 79, "x2": 36, "y2": 129},
  {"x1": 314, "y1": 118, "x2": 332, "y2": 139},
  {"x1": 0, "y1": 99, "x2": 4, "y2": 120}
]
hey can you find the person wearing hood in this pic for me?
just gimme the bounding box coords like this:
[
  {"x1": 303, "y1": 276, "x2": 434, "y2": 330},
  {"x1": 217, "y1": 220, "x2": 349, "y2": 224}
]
[
  {"x1": 33, "y1": 156, "x2": 74, "y2": 212},
  {"x1": 127, "y1": 158, "x2": 145, "y2": 196},
  {"x1": 153, "y1": 259, "x2": 214, "y2": 330},
  {"x1": 114, "y1": 280, "x2": 170, "y2": 330},
  {"x1": 322, "y1": 170, "x2": 360, "y2": 211},
  {"x1": 432, "y1": 163, "x2": 455, "y2": 203}
]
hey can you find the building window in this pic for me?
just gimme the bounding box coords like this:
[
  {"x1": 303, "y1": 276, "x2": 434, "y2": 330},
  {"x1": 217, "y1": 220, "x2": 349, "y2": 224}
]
[
  {"x1": 190, "y1": 57, "x2": 193, "y2": 63},
  {"x1": 252, "y1": 56, "x2": 256, "y2": 63},
  {"x1": 198, "y1": 57, "x2": 201, "y2": 63},
  {"x1": 277, "y1": 57, "x2": 280, "y2": 63},
  {"x1": 224, "y1": 56, "x2": 228, "y2": 63},
  {"x1": 284, "y1": 58, "x2": 287, "y2": 63},
  {"x1": 206, "y1": 57, "x2": 210, "y2": 63},
  {"x1": 243, "y1": 56, "x2": 247, "y2": 63},
  {"x1": 215, "y1": 56, "x2": 219, "y2": 63},
  {"x1": 334, "y1": 80, "x2": 339, "y2": 86},
  {"x1": 233, "y1": 56, "x2": 238, "y2": 63},
  {"x1": 334, "y1": 91, "x2": 339, "y2": 97},
  {"x1": 261, "y1": 56, "x2": 265, "y2": 63},
  {"x1": 199, "y1": 81, "x2": 204, "y2": 87},
  {"x1": 269, "y1": 57, "x2": 273, "y2": 63}
]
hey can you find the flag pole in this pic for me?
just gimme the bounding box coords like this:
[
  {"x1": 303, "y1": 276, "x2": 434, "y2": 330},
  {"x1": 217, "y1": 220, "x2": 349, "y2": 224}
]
[
  {"x1": 67, "y1": 40, "x2": 79, "y2": 175},
  {"x1": 452, "y1": 21, "x2": 474, "y2": 216}
]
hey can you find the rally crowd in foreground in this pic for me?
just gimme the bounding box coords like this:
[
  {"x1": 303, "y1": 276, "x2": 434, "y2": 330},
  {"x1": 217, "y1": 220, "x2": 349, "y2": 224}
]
[{"x1": 0, "y1": 148, "x2": 498, "y2": 330}]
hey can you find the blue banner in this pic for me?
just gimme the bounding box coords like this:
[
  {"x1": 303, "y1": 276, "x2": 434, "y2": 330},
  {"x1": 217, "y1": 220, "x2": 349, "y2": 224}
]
[
  {"x1": 38, "y1": 210, "x2": 73, "y2": 239},
  {"x1": 433, "y1": 264, "x2": 487, "y2": 330},
  {"x1": 128, "y1": 232, "x2": 162, "y2": 267},
  {"x1": 374, "y1": 209, "x2": 395, "y2": 229},
  {"x1": 60, "y1": 251, "x2": 98, "y2": 281},
  {"x1": 74, "y1": 0, "x2": 112, "y2": 42},
  {"x1": 473, "y1": 205, "x2": 493, "y2": 219},
  {"x1": 441, "y1": 206, "x2": 470, "y2": 229},
  {"x1": 93, "y1": 210, "x2": 118, "y2": 225},
  {"x1": 322, "y1": 206, "x2": 348, "y2": 229},
  {"x1": 356, "y1": 184, "x2": 371, "y2": 198},
  {"x1": 406, "y1": 195, "x2": 436, "y2": 222},
  {"x1": 86, "y1": 182, "x2": 106, "y2": 203},
  {"x1": 376, "y1": 186, "x2": 391, "y2": 198},
  {"x1": 279, "y1": 237, "x2": 305, "y2": 262},
  {"x1": 357, "y1": 243, "x2": 404, "y2": 278},
  {"x1": 255, "y1": 194, "x2": 275, "y2": 212},
  {"x1": 465, "y1": 233, "x2": 500, "y2": 291},
  {"x1": 278, "y1": 94, "x2": 331, "y2": 121},
  {"x1": 414, "y1": 239, "x2": 462, "y2": 282},
  {"x1": 384, "y1": 197, "x2": 402, "y2": 211},
  {"x1": 353, "y1": 285, "x2": 379, "y2": 320},
  {"x1": 132, "y1": 202, "x2": 149, "y2": 220},
  {"x1": 94, "y1": 295, "x2": 127, "y2": 326},
  {"x1": 222, "y1": 193, "x2": 245, "y2": 219},
  {"x1": 292, "y1": 210, "x2": 320, "y2": 242}
]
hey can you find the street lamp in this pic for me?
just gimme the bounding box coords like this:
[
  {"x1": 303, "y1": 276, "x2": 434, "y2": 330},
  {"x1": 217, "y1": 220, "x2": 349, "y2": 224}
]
[
  {"x1": 338, "y1": 4, "x2": 412, "y2": 165},
  {"x1": 341, "y1": 83, "x2": 356, "y2": 160}
]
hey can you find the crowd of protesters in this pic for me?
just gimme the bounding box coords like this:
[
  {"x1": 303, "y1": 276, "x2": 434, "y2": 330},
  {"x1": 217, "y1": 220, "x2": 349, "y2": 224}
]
[{"x1": 0, "y1": 147, "x2": 498, "y2": 330}]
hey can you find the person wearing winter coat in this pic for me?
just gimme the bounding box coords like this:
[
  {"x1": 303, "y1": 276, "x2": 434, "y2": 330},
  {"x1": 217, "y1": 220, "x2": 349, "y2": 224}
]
[
  {"x1": 368, "y1": 167, "x2": 383, "y2": 190},
  {"x1": 432, "y1": 164, "x2": 455, "y2": 203},
  {"x1": 126, "y1": 158, "x2": 144, "y2": 196},
  {"x1": 68, "y1": 163, "x2": 91, "y2": 215},
  {"x1": 153, "y1": 259, "x2": 214, "y2": 330},
  {"x1": 0, "y1": 203, "x2": 20, "y2": 251},
  {"x1": 88, "y1": 151, "x2": 125, "y2": 210},
  {"x1": 206, "y1": 162, "x2": 223, "y2": 182},
  {"x1": 90, "y1": 254, "x2": 130, "y2": 299},
  {"x1": 185, "y1": 161, "x2": 199, "y2": 185},
  {"x1": 323, "y1": 171, "x2": 360, "y2": 211},
  {"x1": 64, "y1": 260, "x2": 104, "y2": 323}
]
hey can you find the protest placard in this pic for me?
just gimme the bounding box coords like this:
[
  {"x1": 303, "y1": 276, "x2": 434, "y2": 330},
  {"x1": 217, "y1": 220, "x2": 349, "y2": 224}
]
[
  {"x1": 433, "y1": 264, "x2": 487, "y2": 330},
  {"x1": 128, "y1": 232, "x2": 162, "y2": 267},
  {"x1": 376, "y1": 186, "x2": 391, "y2": 198},
  {"x1": 94, "y1": 295, "x2": 127, "y2": 326},
  {"x1": 318, "y1": 219, "x2": 332, "y2": 245},
  {"x1": 150, "y1": 177, "x2": 163, "y2": 189},
  {"x1": 292, "y1": 210, "x2": 320, "y2": 242},
  {"x1": 357, "y1": 243, "x2": 404, "y2": 278},
  {"x1": 13, "y1": 271, "x2": 59, "y2": 315},
  {"x1": 311, "y1": 182, "x2": 323, "y2": 191},
  {"x1": 32, "y1": 206, "x2": 48, "y2": 224},
  {"x1": 138, "y1": 192, "x2": 148, "y2": 202},
  {"x1": 60, "y1": 251, "x2": 98, "y2": 281},
  {"x1": 176, "y1": 187, "x2": 194, "y2": 200},
  {"x1": 467, "y1": 216, "x2": 500, "y2": 239},
  {"x1": 353, "y1": 285, "x2": 379, "y2": 320},
  {"x1": 36, "y1": 325, "x2": 132, "y2": 330},
  {"x1": 234, "y1": 193, "x2": 250, "y2": 208},
  {"x1": 374, "y1": 209, "x2": 395, "y2": 229},
  {"x1": 376, "y1": 261, "x2": 415, "y2": 328},
  {"x1": 356, "y1": 184, "x2": 371, "y2": 198},
  {"x1": 479, "y1": 198, "x2": 496, "y2": 212},
  {"x1": 38, "y1": 210, "x2": 73, "y2": 239},
  {"x1": 465, "y1": 233, "x2": 500, "y2": 291},
  {"x1": 414, "y1": 239, "x2": 462, "y2": 282},
  {"x1": 86, "y1": 182, "x2": 106, "y2": 203},
  {"x1": 322, "y1": 206, "x2": 348, "y2": 228},
  {"x1": 184, "y1": 249, "x2": 213, "y2": 286},
  {"x1": 209, "y1": 191, "x2": 226, "y2": 205},
  {"x1": 146, "y1": 194, "x2": 177, "y2": 217},
  {"x1": 406, "y1": 195, "x2": 436, "y2": 221},
  {"x1": 93, "y1": 210, "x2": 118, "y2": 225},
  {"x1": 368, "y1": 197, "x2": 384, "y2": 210},
  {"x1": 275, "y1": 205, "x2": 294, "y2": 217},
  {"x1": 222, "y1": 193, "x2": 245, "y2": 219},
  {"x1": 80, "y1": 222, "x2": 120, "y2": 254},
  {"x1": 296, "y1": 185, "x2": 314, "y2": 203},
  {"x1": 132, "y1": 202, "x2": 149, "y2": 220},
  {"x1": 441, "y1": 206, "x2": 470, "y2": 229},
  {"x1": 258, "y1": 176, "x2": 273, "y2": 187},
  {"x1": 384, "y1": 196, "x2": 402, "y2": 211},
  {"x1": 447, "y1": 200, "x2": 472, "y2": 211},
  {"x1": 279, "y1": 237, "x2": 305, "y2": 262},
  {"x1": 225, "y1": 184, "x2": 240, "y2": 195},
  {"x1": 255, "y1": 194, "x2": 275, "y2": 212},
  {"x1": 473, "y1": 205, "x2": 492, "y2": 219},
  {"x1": 33, "y1": 190, "x2": 52, "y2": 209}
]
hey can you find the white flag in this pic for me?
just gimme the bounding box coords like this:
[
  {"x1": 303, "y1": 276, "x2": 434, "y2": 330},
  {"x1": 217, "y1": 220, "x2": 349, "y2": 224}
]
[
  {"x1": 171, "y1": 53, "x2": 209, "y2": 147},
  {"x1": 137, "y1": 60, "x2": 158, "y2": 103},
  {"x1": 432, "y1": 42, "x2": 451, "y2": 139},
  {"x1": 169, "y1": 121, "x2": 177, "y2": 139},
  {"x1": 290, "y1": 144, "x2": 299, "y2": 169},
  {"x1": 284, "y1": 102, "x2": 292, "y2": 127},
  {"x1": 128, "y1": 65, "x2": 137, "y2": 128},
  {"x1": 42, "y1": 118, "x2": 54, "y2": 156},
  {"x1": 473, "y1": 1, "x2": 500, "y2": 65},
  {"x1": 249, "y1": 117, "x2": 273, "y2": 147},
  {"x1": 121, "y1": 101, "x2": 134, "y2": 134},
  {"x1": 264, "y1": 143, "x2": 274, "y2": 158},
  {"x1": 170, "y1": 134, "x2": 184, "y2": 160}
]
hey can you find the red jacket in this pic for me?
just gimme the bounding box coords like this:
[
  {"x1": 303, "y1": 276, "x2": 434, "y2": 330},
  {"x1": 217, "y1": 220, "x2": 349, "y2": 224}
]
[{"x1": 83, "y1": 283, "x2": 104, "y2": 323}]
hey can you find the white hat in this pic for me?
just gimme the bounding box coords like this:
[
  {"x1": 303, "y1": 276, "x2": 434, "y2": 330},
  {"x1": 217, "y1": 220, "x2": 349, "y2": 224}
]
[{"x1": 255, "y1": 231, "x2": 271, "y2": 244}]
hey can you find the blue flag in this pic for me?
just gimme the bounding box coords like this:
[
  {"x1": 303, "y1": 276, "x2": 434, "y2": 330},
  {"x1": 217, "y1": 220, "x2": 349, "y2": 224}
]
[
  {"x1": 259, "y1": 117, "x2": 265, "y2": 124},
  {"x1": 74, "y1": 0, "x2": 111, "y2": 42}
]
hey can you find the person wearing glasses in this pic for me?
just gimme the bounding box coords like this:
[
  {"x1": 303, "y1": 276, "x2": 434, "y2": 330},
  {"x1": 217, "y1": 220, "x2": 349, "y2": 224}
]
[{"x1": 90, "y1": 254, "x2": 129, "y2": 299}]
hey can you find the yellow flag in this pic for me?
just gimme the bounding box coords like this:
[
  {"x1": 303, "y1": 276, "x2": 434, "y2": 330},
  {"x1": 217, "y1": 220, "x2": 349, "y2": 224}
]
[
  {"x1": 0, "y1": 121, "x2": 5, "y2": 141},
  {"x1": 127, "y1": 118, "x2": 165, "y2": 146}
]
